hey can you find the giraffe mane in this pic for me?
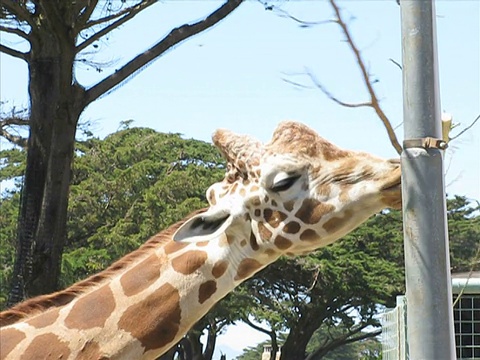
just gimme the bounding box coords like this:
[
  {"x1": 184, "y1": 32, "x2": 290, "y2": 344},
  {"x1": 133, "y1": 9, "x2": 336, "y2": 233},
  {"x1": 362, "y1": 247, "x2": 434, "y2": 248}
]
[{"x1": 0, "y1": 208, "x2": 207, "y2": 328}]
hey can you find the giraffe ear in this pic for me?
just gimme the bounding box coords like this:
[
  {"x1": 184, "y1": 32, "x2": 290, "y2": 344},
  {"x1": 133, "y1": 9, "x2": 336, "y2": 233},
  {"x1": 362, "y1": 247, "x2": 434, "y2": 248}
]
[{"x1": 173, "y1": 209, "x2": 232, "y2": 243}]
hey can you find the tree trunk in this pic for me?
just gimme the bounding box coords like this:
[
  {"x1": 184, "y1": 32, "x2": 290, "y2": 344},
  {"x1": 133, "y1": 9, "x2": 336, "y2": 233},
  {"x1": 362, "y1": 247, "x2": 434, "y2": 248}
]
[
  {"x1": 7, "y1": 27, "x2": 84, "y2": 305},
  {"x1": 280, "y1": 313, "x2": 321, "y2": 360}
]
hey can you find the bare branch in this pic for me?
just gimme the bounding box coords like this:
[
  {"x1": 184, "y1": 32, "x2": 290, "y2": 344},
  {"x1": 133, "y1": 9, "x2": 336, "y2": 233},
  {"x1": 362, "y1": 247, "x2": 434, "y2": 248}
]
[
  {"x1": 0, "y1": 25, "x2": 29, "y2": 40},
  {"x1": 307, "y1": 69, "x2": 372, "y2": 108},
  {"x1": 449, "y1": 114, "x2": 480, "y2": 142},
  {"x1": 328, "y1": 0, "x2": 402, "y2": 155},
  {"x1": 81, "y1": 0, "x2": 146, "y2": 29},
  {"x1": 389, "y1": 57, "x2": 402, "y2": 70},
  {"x1": 306, "y1": 323, "x2": 380, "y2": 360},
  {"x1": 281, "y1": 75, "x2": 315, "y2": 90},
  {"x1": 242, "y1": 317, "x2": 274, "y2": 337},
  {"x1": 270, "y1": 5, "x2": 334, "y2": 27},
  {"x1": 1, "y1": 0, "x2": 36, "y2": 28},
  {"x1": 77, "y1": 0, "x2": 99, "y2": 26},
  {"x1": 0, "y1": 117, "x2": 29, "y2": 148},
  {"x1": 0, "y1": 44, "x2": 28, "y2": 60},
  {"x1": 77, "y1": 0, "x2": 156, "y2": 53},
  {"x1": 84, "y1": 0, "x2": 243, "y2": 105}
]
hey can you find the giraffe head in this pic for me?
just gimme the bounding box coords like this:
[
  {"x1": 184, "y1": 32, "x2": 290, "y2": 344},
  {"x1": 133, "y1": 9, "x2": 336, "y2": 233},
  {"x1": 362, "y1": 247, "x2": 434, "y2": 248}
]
[{"x1": 174, "y1": 121, "x2": 401, "y2": 258}]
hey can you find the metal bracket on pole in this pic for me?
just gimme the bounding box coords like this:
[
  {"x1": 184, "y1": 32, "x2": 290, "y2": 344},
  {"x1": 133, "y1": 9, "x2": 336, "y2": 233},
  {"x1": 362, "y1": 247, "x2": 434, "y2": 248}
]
[{"x1": 403, "y1": 137, "x2": 448, "y2": 150}]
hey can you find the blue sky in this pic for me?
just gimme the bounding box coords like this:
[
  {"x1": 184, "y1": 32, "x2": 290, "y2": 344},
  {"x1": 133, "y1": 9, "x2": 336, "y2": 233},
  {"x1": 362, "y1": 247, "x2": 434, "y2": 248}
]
[{"x1": 1, "y1": 1, "x2": 479, "y2": 358}]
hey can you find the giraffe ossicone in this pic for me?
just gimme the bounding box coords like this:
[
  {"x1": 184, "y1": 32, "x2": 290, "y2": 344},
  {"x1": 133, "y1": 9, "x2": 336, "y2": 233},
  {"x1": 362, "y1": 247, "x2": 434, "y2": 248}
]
[{"x1": 0, "y1": 121, "x2": 401, "y2": 360}]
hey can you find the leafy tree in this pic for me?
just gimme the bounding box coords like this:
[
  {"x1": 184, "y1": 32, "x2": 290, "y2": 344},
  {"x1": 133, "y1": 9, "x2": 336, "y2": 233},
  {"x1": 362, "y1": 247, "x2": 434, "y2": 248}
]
[
  {"x1": 0, "y1": 0, "x2": 242, "y2": 305},
  {"x1": 236, "y1": 341, "x2": 266, "y2": 360},
  {"x1": 447, "y1": 196, "x2": 480, "y2": 273},
  {"x1": 0, "y1": 126, "x2": 225, "y2": 303},
  {"x1": 0, "y1": 125, "x2": 237, "y2": 359},
  {"x1": 236, "y1": 197, "x2": 479, "y2": 359},
  {"x1": 236, "y1": 329, "x2": 381, "y2": 360}
]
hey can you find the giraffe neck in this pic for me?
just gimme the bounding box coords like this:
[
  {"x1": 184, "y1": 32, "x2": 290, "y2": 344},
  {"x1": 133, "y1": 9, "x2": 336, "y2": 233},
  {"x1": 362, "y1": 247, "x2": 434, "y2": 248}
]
[{"x1": 0, "y1": 227, "x2": 272, "y2": 360}]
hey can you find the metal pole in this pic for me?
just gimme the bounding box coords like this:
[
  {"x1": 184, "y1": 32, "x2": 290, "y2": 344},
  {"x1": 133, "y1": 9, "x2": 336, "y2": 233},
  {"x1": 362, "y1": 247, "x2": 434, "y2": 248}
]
[{"x1": 400, "y1": 1, "x2": 456, "y2": 359}]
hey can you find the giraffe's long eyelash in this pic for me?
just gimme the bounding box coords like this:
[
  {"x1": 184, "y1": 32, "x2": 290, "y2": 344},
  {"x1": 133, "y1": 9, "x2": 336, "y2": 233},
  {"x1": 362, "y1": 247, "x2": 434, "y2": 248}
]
[{"x1": 270, "y1": 175, "x2": 301, "y2": 192}]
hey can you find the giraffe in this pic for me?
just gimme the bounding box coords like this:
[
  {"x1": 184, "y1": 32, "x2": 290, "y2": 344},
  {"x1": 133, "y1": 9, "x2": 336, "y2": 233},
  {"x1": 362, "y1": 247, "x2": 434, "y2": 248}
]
[{"x1": 0, "y1": 121, "x2": 402, "y2": 359}]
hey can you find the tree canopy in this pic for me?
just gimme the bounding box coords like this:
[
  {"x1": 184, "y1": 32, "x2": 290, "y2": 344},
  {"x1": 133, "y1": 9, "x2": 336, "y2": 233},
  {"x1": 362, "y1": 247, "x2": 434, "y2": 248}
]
[
  {"x1": 0, "y1": 0, "x2": 242, "y2": 304},
  {"x1": 1, "y1": 126, "x2": 478, "y2": 359}
]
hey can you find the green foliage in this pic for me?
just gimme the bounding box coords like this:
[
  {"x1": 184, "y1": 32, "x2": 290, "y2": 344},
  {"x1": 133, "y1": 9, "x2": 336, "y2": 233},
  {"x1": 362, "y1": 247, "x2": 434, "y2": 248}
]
[
  {"x1": 236, "y1": 341, "x2": 268, "y2": 360},
  {"x1": 236, "y1": 330, "x2": 381, "y2": 360},
  {"x1": 0, "y1": 125, "x2": 478, "y2": 359},
  {"x1": 0, "y1": 147, "x2": 25, "y2": 193},
  {"x1": 64, "y1": 127, "x2": 225, "y2": 285},
  {"x1": 447, "y1": 196, "x2": 480, "y2": 272},
  {"x1": 0, "y1": 127, "x2": 225, "y2": 308},
  {"x1": 306, "y1": 327, "x2": 381, "y2": 360},
  {"x1": 237, "y1": 200, "x2": 479, "y2": 359},
  {"x1": 0, "y1": 193, "x2": 20, "y2": 307}
]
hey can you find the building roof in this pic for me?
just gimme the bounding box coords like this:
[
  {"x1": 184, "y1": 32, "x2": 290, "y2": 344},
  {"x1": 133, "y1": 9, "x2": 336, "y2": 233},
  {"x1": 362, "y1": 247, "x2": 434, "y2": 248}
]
[{"x1": 451, "y1": 271, "x2": 480, "y2": 279}]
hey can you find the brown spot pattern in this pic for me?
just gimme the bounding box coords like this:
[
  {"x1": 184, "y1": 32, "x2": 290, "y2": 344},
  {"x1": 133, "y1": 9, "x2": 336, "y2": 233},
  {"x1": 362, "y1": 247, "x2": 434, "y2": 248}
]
[
  {"x1": 249, "y1": 232, "x2": 259, "y2": 251},
  {"x1": 283, "y1": 221, "x2": 301, "y2": 234},
  {"x1": 26, "y1": 308, "x2": 60, "y2": 329},
  {"x1": 300, "y1": 229, "x2": 319, "y2": 241},
  {"x1": 212, "y1": 260, "x2": 229, "y2": 278},
  {"x1": 21, "y1": 333, "x2": 70, "y2": 360},
  {"x1": 295, "y1": 199, "x2": 334, "y2": 225},
  {"x1": 226, "y1": 235, "x2": 235, "y2": 245},
  {"x1": 283, "y1": 200, "x2": 295, "y2": 211},
  {"x1": 274, "y1": 235, "x2": 293, "y2": 250},
  {"x1": 229, "y1": 183, "x2": 239, "y2": 194},
  {"x1": 251, "y1": 196, "x2": 261, "y2": 206},
  {"x1": 77, "y1": 340, "x2": 106, "y2": 360},
  {"x1": 240, "y1": 239, "x2": 247, "y2": 247},
  {"x1": 254, "y1": 209, "x2": 261, "y2": 217},
  {"x1": 198, "y1": 280, "x2": 217, "y2": 304},
  {"x1": 208, "y1": 190, "x2": 217, "y2": 205},
  {"x1": 196, "y1": 241, "x2": 209, "y2": 247},
  {"x1": 171, "y1": 250, "x2": 208, "y2": 275},
  {"x1": 257, "y1": 222, "x2": 272, "y2": 241},
  {"x1": 339, "y1": 184, "x2": 352, "y2": 203},
  {"x1": 316, "y1": 183, "x2": 332, "y2": 197},
  {"x1": 264, "y1": 209, "x2": 288, "y2": 228},
  {"x1": 65, "y1": 285, "x2": 115, "y2": 330},
  {"x1": 118, "y1": 283, "x2": 181, "y2": 352},
  {"x1": 120, "y1": 254, "x2": 162, "y2": 297},
  {"x1": 267, "y1": 122, "x2": 349, "y2": 161},
  {"x1": 239, "y1": 188, "x2": 246, "y2": 197},
  {"x1": 323, "y1": 210, "x2": 354, "y2": 233},
  {"x1": 264, "y1": 248, "x2": 278, "y2": 257},
  {"x1": 164, "y1": 241, "x2": 189, "y2": 255},
  {"x1": 235, "y1": 259, "x2": 263, "y2": 280},
  {"x1": 0, "y1": 328, "x2": 26, "y2": 358}
]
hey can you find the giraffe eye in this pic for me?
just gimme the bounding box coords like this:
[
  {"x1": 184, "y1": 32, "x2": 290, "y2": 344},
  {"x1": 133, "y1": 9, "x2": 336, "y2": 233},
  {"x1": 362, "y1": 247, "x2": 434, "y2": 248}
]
[{"x1": 271, "y1": 175, "x2": 301, "y2": 192}]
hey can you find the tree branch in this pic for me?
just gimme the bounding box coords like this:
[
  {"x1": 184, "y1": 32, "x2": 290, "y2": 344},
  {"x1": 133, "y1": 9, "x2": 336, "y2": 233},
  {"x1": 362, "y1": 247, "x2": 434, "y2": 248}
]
[
  {"x1": 306, "y1": 323, "x2": 380, "y2": 360},
  {"x1": 0, "y1": 117, "x2": 29, "y2": 148},
  {"x1": 77, "y1": 0, "x2": 156, "y2": 53},
  {"x1": 242, "y1": 317, "x2": 274, "y2": 337},
  {"x1": 449, "y1": 114, "x2": 480, "y2": 142},
  {"x1": 1, "y1": 0, "x2": 36, "y2": 28},
  {"x1": 0, "y1": 25, "x2": 29, "y2": 40},
  {"x1": 270, "y1": 5, "x2": 334, "y2": 27},
  {"x1": 307, "y1": 70, "x2": 372, "y2": 108},
  {"x1": 81, "y1": 0, "x2": 145, "y2": 29},
  {"x1": 84, "y1": 0, "x2": 243, "y2": 105},
  {"x1": 76, "y1": 0, "x2": 99, "y2": 27},
  {"x1": 326, "y1": 0, "x2": 402, "y2": 155},
  {"x1": 0, "y1": 44, "x2": 28, "y2": 60}
]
